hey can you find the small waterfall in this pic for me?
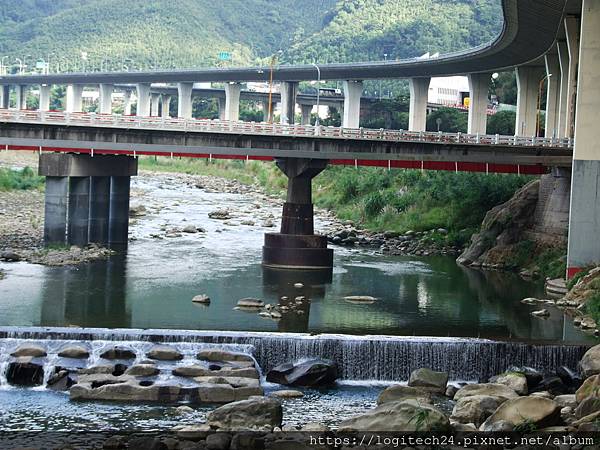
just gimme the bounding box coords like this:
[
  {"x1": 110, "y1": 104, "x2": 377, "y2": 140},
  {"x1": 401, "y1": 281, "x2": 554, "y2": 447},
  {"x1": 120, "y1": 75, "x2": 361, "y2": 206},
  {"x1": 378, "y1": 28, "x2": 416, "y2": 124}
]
[
  {"x1": 0, "y1": 327, "x2": 591, "y2": 382},
  {"x1": 0, "y1": 361, "x2": 9, "y2": 388}
]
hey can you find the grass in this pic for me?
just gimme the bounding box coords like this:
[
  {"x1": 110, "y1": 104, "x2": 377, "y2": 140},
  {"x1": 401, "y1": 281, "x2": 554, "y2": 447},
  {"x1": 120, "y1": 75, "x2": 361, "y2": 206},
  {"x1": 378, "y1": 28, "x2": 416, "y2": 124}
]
[{"x1": 0, "y1": 166, "x2": 44, "y2": 191}]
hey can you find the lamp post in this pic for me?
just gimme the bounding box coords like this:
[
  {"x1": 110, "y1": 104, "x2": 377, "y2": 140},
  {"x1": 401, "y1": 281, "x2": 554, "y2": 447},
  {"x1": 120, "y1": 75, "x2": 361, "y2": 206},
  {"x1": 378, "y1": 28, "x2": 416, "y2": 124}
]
[
  {"x1": 14, "y1": 58, "x2": 23, "y2": 74},
  {"x1": 310, "y1": 62, "x2": 321, "y2": 127},
  {"x1": 1, "y1": 56, "x2": 9, "y2": 75}
]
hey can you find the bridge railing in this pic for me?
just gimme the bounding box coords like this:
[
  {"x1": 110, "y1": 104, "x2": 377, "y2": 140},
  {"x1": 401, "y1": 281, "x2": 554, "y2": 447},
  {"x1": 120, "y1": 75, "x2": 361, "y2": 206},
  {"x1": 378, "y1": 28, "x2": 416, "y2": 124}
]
[{"x1": 0, "y1": 109, "x2": 573, "y2": 149}]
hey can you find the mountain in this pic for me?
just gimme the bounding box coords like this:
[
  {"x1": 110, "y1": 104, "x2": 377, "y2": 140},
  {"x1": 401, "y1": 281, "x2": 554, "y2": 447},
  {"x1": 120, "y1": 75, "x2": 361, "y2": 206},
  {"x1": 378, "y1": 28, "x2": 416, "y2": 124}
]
[{"x1": 0, "y1": 0, "x2": 502, "y2": 72}]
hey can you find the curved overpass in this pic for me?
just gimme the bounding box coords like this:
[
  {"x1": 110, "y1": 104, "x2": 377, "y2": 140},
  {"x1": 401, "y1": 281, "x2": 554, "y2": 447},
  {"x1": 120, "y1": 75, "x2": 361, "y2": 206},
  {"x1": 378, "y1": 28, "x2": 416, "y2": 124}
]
[{"x1": 0, "y1": 0, "x2": 570, "y2": 85}]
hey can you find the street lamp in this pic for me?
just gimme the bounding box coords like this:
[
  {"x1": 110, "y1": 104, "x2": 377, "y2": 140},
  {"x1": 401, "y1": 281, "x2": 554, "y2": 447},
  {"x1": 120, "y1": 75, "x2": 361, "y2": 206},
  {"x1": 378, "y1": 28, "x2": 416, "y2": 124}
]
[
  {"x1": 310, "y1": 63, "x2": 321, "y2": 127},
  {"x1": 0, "y1": 56, "x2": 9, "y2": 75},
  {"x1": 14, "y1": 58, "x2": 23, "y2": 74}
]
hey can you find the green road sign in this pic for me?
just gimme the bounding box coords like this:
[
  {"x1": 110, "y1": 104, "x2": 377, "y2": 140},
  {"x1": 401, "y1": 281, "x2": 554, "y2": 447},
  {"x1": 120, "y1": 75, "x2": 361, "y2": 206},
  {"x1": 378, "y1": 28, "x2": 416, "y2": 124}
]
[{"x1": 218, "y1": 51, "x2": 232, "y2": 61}]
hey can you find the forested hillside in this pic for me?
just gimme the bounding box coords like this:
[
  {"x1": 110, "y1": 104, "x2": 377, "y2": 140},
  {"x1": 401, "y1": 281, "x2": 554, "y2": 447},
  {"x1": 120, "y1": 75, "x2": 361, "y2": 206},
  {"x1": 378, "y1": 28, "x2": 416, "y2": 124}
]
[{"x1": 0, "y1": 0, "x2": 502, "y2": 71}]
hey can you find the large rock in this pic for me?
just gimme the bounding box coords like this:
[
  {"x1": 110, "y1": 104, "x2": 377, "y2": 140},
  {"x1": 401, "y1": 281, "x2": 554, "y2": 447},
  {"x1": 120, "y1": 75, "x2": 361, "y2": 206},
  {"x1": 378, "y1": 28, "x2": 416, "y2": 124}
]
[
  {"x1": 451, "y1": 395, "x2": 502, "y2": 427},
  {"x1": 408, "y1": 368, "x2": 448, "y2": 393},
  {"x1": 454, "y1": 383, "x2": 519, "y2": 402},
  {"x1": 576, "y1": 375, "x2": 600, "y2": 403},
  {"x1": 480, "y1": 397, "x2": 560, "y2": 431},
  {"x1": 377, "y1": 385, "x2": 431, "y2": 405},
  {"x1": 266, "y1": 359, "x2": 337, "y2": 387},
  {"x1": 532, "y1": 376, "x2": 568, "y2": 396},
  {"x1": 47, "y1": 370, "x2": 74, "y2": 391},
  {"x1": 207, "y1": 397, "x2": 283, "y2": 431},
  {"x1": 100, "y1": 346, "x2": 137, "y2": 360},
  {"x1": 507, "y1": 366, "x2": 543, "y2": 389},
  {"x1": 6, "y1": 359, "x2": 45, "y2": 386},
  {"x1": 575, "y1": 396, "x2": 600, "y2": 418},
  {"x1": 580, "y1": 344, "x2": 600, "y2": 378},
  {"x1": 146, "y1": 345, "x2": 183, "y2": 361},
  {"x1": 489, "y1": 372, "x2": 528, "y2": 395},
  {"x1": 125, "y1": 364, "x2": 160, "y2": 377},
  {"x1": 194, "y1": 376, "x2": 263, "y2": 401},
  {"x1": 338, "y1": 399, "x2": 450, "y2": 432},
  {"x1": 58, "y1": 345, "x2": 90, "y2": 359},
  {"x1": 197, "y1": 350, "x2": 254, "y2": 364},
  {"x1": 10, "y1": 344, "x2": 47, "y2": 358},
  {"x1": 70, "y1": 379, "x2": 178, "y2": 403},
  {"x1": 173, "y1": 365, "x2": 258, "y2": 379}
]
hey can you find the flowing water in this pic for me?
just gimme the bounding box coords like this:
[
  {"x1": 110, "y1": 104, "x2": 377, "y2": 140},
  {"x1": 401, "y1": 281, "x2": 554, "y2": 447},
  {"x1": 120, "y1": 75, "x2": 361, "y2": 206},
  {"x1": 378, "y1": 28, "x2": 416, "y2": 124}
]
[{"x1": 0, "y1": 172, "x2": 595, "y2": 432}]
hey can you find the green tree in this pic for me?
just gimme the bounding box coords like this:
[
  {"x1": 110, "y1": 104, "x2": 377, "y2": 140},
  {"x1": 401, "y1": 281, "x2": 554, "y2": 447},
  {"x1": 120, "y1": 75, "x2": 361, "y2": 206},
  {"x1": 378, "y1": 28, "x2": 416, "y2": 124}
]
[
  {"x1": 487, "y1": 110, "x2": 516, "y2": 135},
  {"x1": 426, "y1": 108, "x2": 467, "y2": 133}
]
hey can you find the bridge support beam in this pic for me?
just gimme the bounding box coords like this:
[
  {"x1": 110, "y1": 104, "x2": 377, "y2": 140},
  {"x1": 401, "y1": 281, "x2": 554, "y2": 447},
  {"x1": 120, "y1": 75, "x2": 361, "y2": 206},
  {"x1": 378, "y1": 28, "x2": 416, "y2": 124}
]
[
  {"x1": 567, "y1": 0, "x2": 600, "y2": 278},
  {"x1": 0, "y1": 85, "x2": 8, "y2": 109},
  {"x1": 39, "y1": 84, "x2": 51, "y2": 112},
  {"x1": 225, "y1": 83, "x2": 241, "y2": 122},
  {"x1": 150, "y1": 93, "x2": 160, "y2": 117},
  {"x1": 88, "y1": 176, "x2": 111, "y2": 245},
  {"x1": 515, "y1": 66, "x2": 544, "y2": 137},
  {"x1": 342, "y1": 80, "x2": 362, "y2": 129},
  {"x1": 300, "y1": 104, "x2": 313, "y2": 126},
  {"x1": 161, "y1": 95, "x2": 171, "y2": 118},
  {"x1": 14, "y1": 85, "x2": 26, "y2": 110},
  {"x1": 38, "y1": 153, "x2": 137, "y2": 249},
  {"x1": 262, "y1": 100, "x2": 274, "y2": 122},
  {"x1": 408, "y1": 77, "x2": 430, "y2": 132},
  {"x1": 263, "y1": 158, "x2": 333, "y2": 270},
  {"x1": 467, "y1": 73, "x2": 490, "y2": 135},
  {"x1": 557, "y1": 41, "x2": 570, "y2": 139},
  {"x1": 122, "y1": 90, "x2": 132, "y2": 115},
  {"x1": 98, "y1": 84, "x2": 113, "y2": 114},
  {"x1": 136, "y1": 83, "x2": 151, "y2": 117},
  {"x1": 177, "y1": 82, "x2": 193, "y2": 119},
  {"x1": 564, "y1": 16, "x2": 580, "y2": 139},
  {"x1": 280, "y1": 82, "x2": 298, "y2": 125},
  {"x1": 66, "y1": 84, "x2": 83, "y2": 113},
  {"x1": 544, "y1": 53, "x2": 561, "y2": 139}
]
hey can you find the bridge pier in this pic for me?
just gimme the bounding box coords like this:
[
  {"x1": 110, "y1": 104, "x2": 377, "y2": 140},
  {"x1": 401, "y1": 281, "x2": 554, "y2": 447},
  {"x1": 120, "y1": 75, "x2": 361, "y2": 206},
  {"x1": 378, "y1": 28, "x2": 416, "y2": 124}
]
[
  {"x1": 99, "y1": 84, "x2": 113, "y2": 114},
  {"x1": 263, "y1": 158, "x2": 332, "y2": 270},
  {"x1": 563, "y1": 16, "x2": 580, "y2": 139},
  {"x1": 408, "y1": 77, "x2": 430, "y2": 132},
  {"x1": 177, "y1": 82, "x2": 193, "y2": 119},
  {"x1": 136, "y1": 83, "x2": 151, "y2": 116},
  {"x1": 342, "y1": 80, "x2": 362, "y2": 128},
  {"x1": 0, "y1": 85, "x2": 9, "y2": 109},
  {"x1": 515, "y1": 66, "x2": 545, "y2": 136},
  {"x1": 567, "y1": 0, "x2": 600, "y2": 278},
  {"x1": 544, "y1": 53, "x2": 561, "y2": 138},
  {"x1": 66, "y1": 84, "x2": 83, "y2": 113},
  {"x1": 14, "y1": 85, "x2": 26, "y2": 110},
  {"x1": 224, "y1": 82, "x2": 241, "y2": 121},
  {"x1": 280, "y1": 82, "x2": 298, "y2": 125},
  {"x1": 122, "y1": 90, "x2": 132, "y2": 115},
  {"x1": 150, "y1": 93, "x2": 160, "y2": 117},
  {"x1": 39, "y1": 84, "x2": 51, "y2": 112},
  {"x1": 300, "y1": 104, "x2": 313, "y2": 125},
  {"x1": 39, "y1": 153, "x2": 138, "y2": 249},
  {"x1": 467, "y1": 73, "x2": 490, "y2": 135},
  {"x1": 161, "y1": 95, "x2": 171, "y2": 118}
]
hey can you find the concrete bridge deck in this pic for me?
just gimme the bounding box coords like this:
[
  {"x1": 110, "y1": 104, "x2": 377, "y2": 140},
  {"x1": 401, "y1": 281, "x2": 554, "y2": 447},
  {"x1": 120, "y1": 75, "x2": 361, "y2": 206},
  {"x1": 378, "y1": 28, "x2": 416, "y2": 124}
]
[{"x1": 0, "y1": 110, "x2": 572, "y2": 174}]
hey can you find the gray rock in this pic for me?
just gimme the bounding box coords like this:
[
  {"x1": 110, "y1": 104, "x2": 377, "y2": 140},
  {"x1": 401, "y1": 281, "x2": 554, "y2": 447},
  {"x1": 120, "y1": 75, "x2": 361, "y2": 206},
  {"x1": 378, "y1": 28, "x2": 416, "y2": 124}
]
[
  {"x1": 576, "y1": 396, "x2": 600, "y2": 418},
  {"x1": 192, "y1": 294, "x2": 211, "y2": 304},
  {"x1": 377, "y1": 385, "x2": 431, "y2": 405},
  {"x1": 580, "y1": 344, "x2": 600, "y2": 378},
  {"x1": 125, "y1": 364, "x2": 160, "y2": 377},
  {"x1": 173, "y1": 365, "x2": 258, "y2": 379},
  {"x1": 6, "y1": 358, "x2": 44, "y2": 386},
  {"x1": 451, "y1": 395, "x2": 501, "y2": 427},
  {"x1": 237, "y1": 298, "x2": 264, "y2": 308},
  {"x1": 58, "y1": 345, "x2": 89, "y2": 359},
  {"x1": 100, "y1": 346, "x2": 136, "y2": 360},
  {"x1": 270, "y1": 390, "x2": 304, "y2": 399},
  {"x1": 146, "y1": 345, "x2": 183, "y2": 361},
  {"x1": 480, "y1": 396, "x2": 560, "y2": 431},
  {"x1": 408, "y1": 368, "x2": 448, "y2": 393},
  {"x1": 490, "y1": 371, "x2": 528, "y2": 395},
  {"x1": 206, "y1": 432, "x2": 232, "y2": 450},
  {"x1": 197, "y1": 350, "x2": 255, "y2": 363},
  {"x1": 173, "y1": 424, "x2": 211, "y2": 441},
  {"x1": 207, "y1": 396, "x2": 283, "y2": 431},
  {"x1": 10, "y1": 344, "x2": 47, "y2": 358},
  {"x1": 454, "y1": 383, "x2": 519, "y2": 402}
]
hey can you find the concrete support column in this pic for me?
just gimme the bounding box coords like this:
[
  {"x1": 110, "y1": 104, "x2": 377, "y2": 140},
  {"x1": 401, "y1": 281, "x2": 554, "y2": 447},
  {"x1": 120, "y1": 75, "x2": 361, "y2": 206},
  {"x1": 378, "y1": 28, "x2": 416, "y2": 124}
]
[
  {"x1": 224, "y1": 83, "x2": 241, "y2": 121},
  {"x1": 262, "y1": 158, "x2": 332, "y2": 270},
  {"x1": 564, "y1": 16, "x2": 580, "y2": 139},
  {"x1": 218, "y1": 98, "x2": 226, "y2": 120},
  {"x1": 300, "y1": 104, "x2": 313, "y2": 125},
  {"x1": 98, "y1": 84, "x2": 113, "y2": 114},
  {"x1": 0, "y1": 85, "x2": 9, "y2": 109},
  {"x1": 262, "y1": 100, "x2": 274, "y2": 122},
  {"x1": 43, "y1": 177, "x2": 68, "y2": 245},
  {"x1": 342, "y1": 80, "x2": 363, "y2": 128},
  {"x1": 150, "y1": 93, "x2": 160, "y2": 117},
  {"x1": 280, "y1": 82, "x2": 298, "y2": 125},
  {"x1": 515, "y1": 66, "x2": 544, "y2": 136},
  {"x1": 67, "y1": 177, "x2": 91, "y2": 247},
  {"x1": 136, "y1": 83, "x2": 151, "y2": 116},
  {"x1": 66, "y1": 84, "x2": 84, "y2": 113},
  {"x1": 177, "y1": 82, "x2": 193, "y2": 119},
  {"x1": 408, "y1": 77, "x2": 430, "y2": 131},
  {"x1": 544, "y1": 53, "x2": 561, "y2": 139},
  {"x1": 557, "y1": 41, "x2": 570, "y2": 138},
  {"x1": 567, "y1": 0, "x2": 600, "y2": 277},
  {"x1": 39, "y1": 84, "x2": 51, "y2": 112},
  {"x1": 467, "y1": 73, "x2": 490, "y2": 135},
  {"x1": 108, "y1": 176, "x2": 131, "y2": 248},
  {"x1": 14, "y1": 85, "x2": 26, "y2": 110},
  {"x1": 88, "y1": 176, "x2": 111, "y2": 245},
  {"x1": 161, "y1": 95, "x2": 171, "y2": 118},
  {"x1": 122, "y1": 90, "x2": 132, "y2": 115}
]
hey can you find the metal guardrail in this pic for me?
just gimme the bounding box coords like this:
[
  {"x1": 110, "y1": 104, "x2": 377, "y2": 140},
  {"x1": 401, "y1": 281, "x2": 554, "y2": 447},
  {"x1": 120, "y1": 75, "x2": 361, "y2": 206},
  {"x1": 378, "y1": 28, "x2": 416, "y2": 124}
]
[{"x1": 0, "y1": 109, "x2": 573, "y2": 149}]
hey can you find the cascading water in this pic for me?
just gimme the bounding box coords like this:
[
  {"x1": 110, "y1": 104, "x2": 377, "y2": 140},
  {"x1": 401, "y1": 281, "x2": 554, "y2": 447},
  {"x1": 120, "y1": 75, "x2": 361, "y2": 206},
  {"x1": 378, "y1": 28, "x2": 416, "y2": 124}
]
[{"x1": 0, "y1": 326, "x2": 590, "y2": 382}]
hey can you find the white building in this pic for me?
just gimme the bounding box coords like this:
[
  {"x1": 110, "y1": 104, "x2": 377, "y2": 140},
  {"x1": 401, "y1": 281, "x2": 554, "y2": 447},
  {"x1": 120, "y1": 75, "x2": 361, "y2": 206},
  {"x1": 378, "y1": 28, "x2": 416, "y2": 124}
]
[{"x1": 428, "y1": 76, "x2": 470, "y2": 106}]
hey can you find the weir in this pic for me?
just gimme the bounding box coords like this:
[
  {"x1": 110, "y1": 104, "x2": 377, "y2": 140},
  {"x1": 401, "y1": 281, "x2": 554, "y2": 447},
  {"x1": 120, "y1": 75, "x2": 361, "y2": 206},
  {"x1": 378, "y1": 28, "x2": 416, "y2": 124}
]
[{"x1": 0, "y1": 327, "x2": 590, "y2": 382}]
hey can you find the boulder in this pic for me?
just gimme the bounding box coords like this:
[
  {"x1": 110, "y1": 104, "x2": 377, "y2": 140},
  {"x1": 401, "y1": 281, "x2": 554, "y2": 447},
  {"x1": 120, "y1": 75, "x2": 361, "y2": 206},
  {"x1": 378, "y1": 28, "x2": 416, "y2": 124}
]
[
  {"x1": 207, "y1": 397, "x2": 283, "y2": 431},
  {"x1": 192, "y1": 294, "x2": 211, "y2": 304},
  {"x1": 206, "y1": 433, "x2": 232, "y2": 450},
  {"x1": 576, "y1": 375, "x2": 600, "y2": 403},
  {"x1": 237, "y1": 298, "x2": 264, "y2": 308},
  {"x1": 194, "y1": 376, "x2": 263, "y2": 401},
  {"x1": 47, "y1": 370, "x2": 74, "y2": 391},
  {"x1": 338, "y1": 399, "x2": 450, "y2": 432},
  {"x1": 480, "y1": 397, "x2": 560, "y2": 431},
  {"x1": 146, "y1": 345, "x2": 183, "y2": 361},
  {"x1": 532, "y1": 376, "x2": 568, "y2": 396},
  {"x1": 78, "y1": 365, "x2": 115, "y2": 375},
  {"x1": 197, "y1": 350, "x2": 255, "y2": 364},
  {"x1": 377, "y1": 385, "x2": 431, "y2": 405},
  {"x1": 270, "y1": 390, "x2": 304, "y2": 399},
  {"x1": 58, "y1": 345, "x2": 90, "y2": 359},
  {"x1": 490, "y1": 372, "x2": 528, "y2": 395},
  {"x1": 173, "y1": 424, "x2": 211, "y2": 441},
  {"x1": 100, "y1": 347, "x2": 136, "y2": 360},
  {"x1": 454, "y1": 383, "x2": 519, "y2": 402},
  {"x1": 408, "y1": 368, "x2": 448, "y2": 393},
  {"x1": 6, "y1": 359, "x2": 44, "y2": 386},
  {"x1": 555, "y1": 394, "x2": 577, "y2": 409},
  {"x1": 451, "y1": 395, "x2": 502, "y2": 427},
  {"x1": 575, "y1": 396, "x2": 600, "y2": 418},
  {"x1": 580, "y1": 344, "x2": 600, "y2": 378},
  {"x1": 173, "y1": 364, "x2": 258, "y2": 379},
  {"x1": 10, "y1": 344, "x2": 47, "y2": 358},
  {"x1": 70, "y1": 379, "x2": 180, "y2": 403},
  {"x1": 266, "y1": 359, "x2": 337, "y2": 387},
  {"x1": 175, "y1": 405, "x2": 194, "y2": 415},
  {"x1": 301, "y1": 423, "x2": 329, "y2": 432},
  {"x1": 209, "y1": 210, "x2": 231, "y2": 220},
  {"x1": 557, "y1": 366, "x2": 583, "y2": 389},
  {"x1": 125, "y1": 364, "x2": 160, "y2": 377},
  {"x1": 507, "y1": 366, "x2": 543, "y2": 389}
]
